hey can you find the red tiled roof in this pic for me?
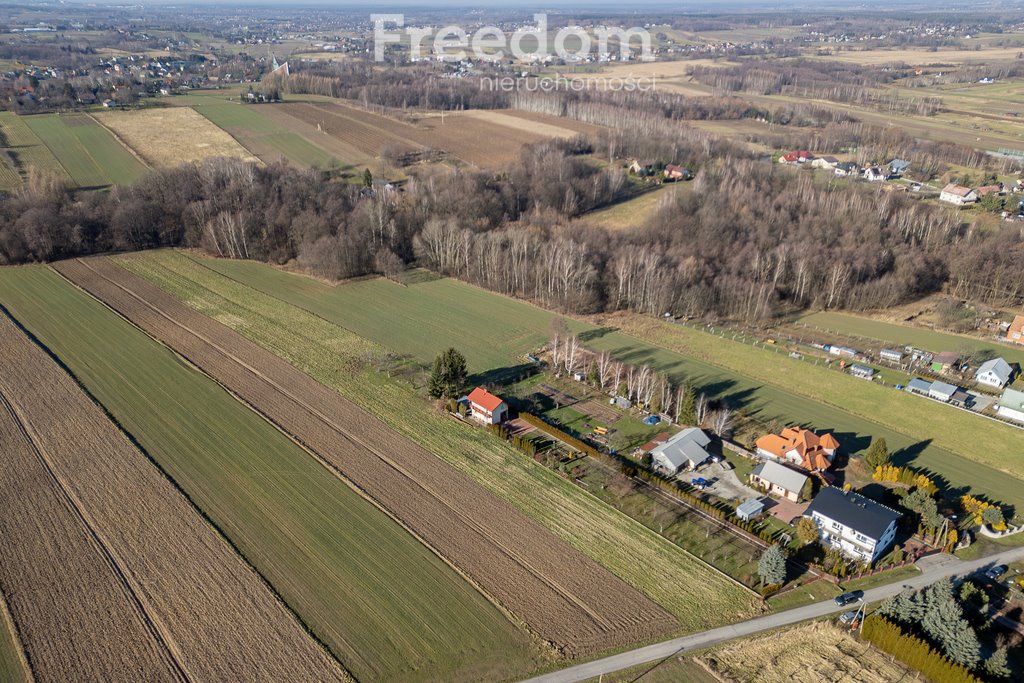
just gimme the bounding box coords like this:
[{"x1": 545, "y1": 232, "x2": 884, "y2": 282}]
[
  {"x1": 755, "y1": 427, "x2": 839, "y2": 472},
  {"x1": 468, "y1": 387, "x2": 504, "y2": 412},
  {"x1": 942, "y1": 183, "x2": 974, "y2": 197}
]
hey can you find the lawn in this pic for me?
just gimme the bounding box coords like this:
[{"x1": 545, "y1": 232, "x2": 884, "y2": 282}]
[
  {"x1": 196, "y1": 103, "x2": 341, "y2": 168},
  {"x1": 176, "y1": 253, "x2": 1024, "y2": 513},
  {"x1": 119, "y1": 249, "x2": 760, "y2": 630},
  {"x1": 799, "y1": 310, "x2": 1024, "y2": 367},
  {"x1": 23, "y1": 113, "x2": 147, "y2": 187},
  {"x1": 0, "y1": 265, "x2": 541, "y2": 683}
]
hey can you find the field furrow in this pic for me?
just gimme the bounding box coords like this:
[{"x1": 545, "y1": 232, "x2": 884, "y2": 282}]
[
  {"x1": 0, "y1": 307, "x2": 348, "y2": 682},
  {"x1": 58, "y1": 255, "x2": 680, "y2": 657},
  {"x1": 0, "y1": 324, "x2": 185, "y2": 683}
]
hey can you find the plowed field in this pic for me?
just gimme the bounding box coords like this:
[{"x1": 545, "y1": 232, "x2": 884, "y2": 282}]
[
  {"x1": 0, "y1": 311, "x2": 347, "y2": 682},
  {"x1": 56, "y1": 256, "x2": 679, "y2": 657}
]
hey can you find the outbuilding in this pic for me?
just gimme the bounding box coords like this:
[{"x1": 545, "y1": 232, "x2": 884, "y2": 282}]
[
  {"x1": 928, "y1": 381, "x2": 958, "y2": 403},
  {"x1": 849, "y1": 364, "x2": 875, "y2": 380},
  {"x1": 736, "y1": 498, "x2": 765, "y2": 522},
  {"x1": 879, "y1": 348, "x2": 905, "y2": 363}
]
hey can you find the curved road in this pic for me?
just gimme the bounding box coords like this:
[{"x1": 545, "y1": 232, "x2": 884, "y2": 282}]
[{"x1": 523, "y1": 546, "x2": 1024, "y2": 683}]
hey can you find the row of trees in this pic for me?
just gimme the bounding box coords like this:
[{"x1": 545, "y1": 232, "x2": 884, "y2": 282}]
[{"x1": 547, "y1": 328, "x2": 734, "y2": 435}]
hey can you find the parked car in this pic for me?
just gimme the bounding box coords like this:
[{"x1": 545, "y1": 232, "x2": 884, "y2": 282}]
[
  {"x1": 984, "y1": 565, "x2": 1009, "y2": 581},
  {"x1": 834, "y1": 590, "x2": 864, "y2": 606},
  {"x1": 838, "y1": 610, "x2": 860, "y2": 626}
]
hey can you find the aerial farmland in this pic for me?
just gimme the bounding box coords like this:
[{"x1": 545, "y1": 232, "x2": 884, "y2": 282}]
[{"x1": 2, "y1": 2, "x2": 1024, "y2": 682}]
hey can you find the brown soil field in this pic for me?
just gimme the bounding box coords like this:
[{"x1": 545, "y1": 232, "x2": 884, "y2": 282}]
[
  {"x1": 278, "y1": 101, "x2": 571, "y2": 168},
  {"x1": 0, "y1": 371, "x2": 184, "y2": 682},
  {"x1": 94, "y1": 107, "x2": 260, "y2": 167},
  {"x1": 57, "y1": 256, "x2": 680, "y2": 657},
  {"x1": 0, "y1": 312, "x2": 348, "y2": 682}
]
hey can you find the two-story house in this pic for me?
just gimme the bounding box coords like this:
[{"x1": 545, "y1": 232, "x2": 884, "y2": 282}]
[{"x1": 804, "y1": 487, "x2": 901, "y2": 563}]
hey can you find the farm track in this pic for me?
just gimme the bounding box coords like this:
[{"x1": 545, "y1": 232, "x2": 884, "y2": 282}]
[
  {"x1": 58, "y1": 256, "x2": 681, "y2": 657},
  {"x1": 0, "y1": 309, "x2": 348, "y2": 682}
]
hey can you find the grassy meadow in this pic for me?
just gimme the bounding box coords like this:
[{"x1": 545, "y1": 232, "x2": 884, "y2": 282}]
[
  {"x1": 118, "y1": 249, "x2": 760, "y2": 630},
  {"x1": 0, "y1": 111, "x2": 70, "y2": 183},
  {"x1": 799, "y1": 310, "x2": 1024, "y2": 367},
  {"x1": 0, "y1": 265, "x2": 541, "y2": 683}
]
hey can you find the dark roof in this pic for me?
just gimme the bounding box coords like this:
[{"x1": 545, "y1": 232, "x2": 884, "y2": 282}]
[{"x1": 806, "y1": 487, "x2": 901, "y2": 540}]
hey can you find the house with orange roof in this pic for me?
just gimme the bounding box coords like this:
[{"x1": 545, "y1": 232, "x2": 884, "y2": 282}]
[
  {"x1": 755, "y1": 427, "x2": 839, "y2": 472},
  {"x1": 1007, "y1": 315, "x2": 1024, "y2": 345},
  {"x1": 467, "y1": 387, "x2": 508, "y2": 425}
]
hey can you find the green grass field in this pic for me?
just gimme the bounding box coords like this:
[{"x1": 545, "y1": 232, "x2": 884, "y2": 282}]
[
  {"x1": 0, "y1": 111, "x2": 70, "y2": 183},
  {"x1": 22, "y1": 113, "x2": 147, "y2": 187},
  {"x1": 119, "y1": 249, "x2": 759, "y2": 630},
  {"x1": 197, "y1": 258, "x2": 553, "y2": 372},
  {"x1": 0, "y1": 598, "x2": 28, "y2": 683},
  {"x1": 182, "y1": 254, "x2": 1024, "y2": 512},
  {"x1": 0, "y1": 265, "x2": 540, "y2": 683},
  {"x1": 195, "y1": 103, "x2": 339, "y2": 168},
  {"x1": 799, "y1": 311, "x2": 1024, "y2": 367},
  {"x1": 608, "y1": 316, "x2": 1024, "y2": 509}
]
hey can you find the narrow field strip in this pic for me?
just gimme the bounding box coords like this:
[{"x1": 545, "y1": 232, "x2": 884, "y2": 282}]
[
  {"x1": 0, "y1": 593, "x2": 31, "y2": 683},
  {"x1": 0, "y1": 323, "x2": 185, "y2": 683},
  {"x1": 117, "y1": 250, "x2": 759, "y2": 631},
  {"x1": 0, "y1": 266, "x2": 534, "y2": 683},
  {"x1": 0, "y1": 307, "x2": 348, "y2": 683},
  {"x1": 23, "y1": 114, "x2": 110, "y2": 187},
  {"x1": 59, "y1": 255, "x2": 681, "y2": 658}
]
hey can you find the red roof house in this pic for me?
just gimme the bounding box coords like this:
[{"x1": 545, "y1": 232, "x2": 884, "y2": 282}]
[{"x1": 467, "y1": 387, "x2": 508, "y2": 425}]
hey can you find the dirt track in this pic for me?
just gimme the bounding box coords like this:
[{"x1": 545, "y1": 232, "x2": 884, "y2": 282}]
[
  {"x1": 56, "y1": 256, "x2": 680, "y2": 657},
  {"x1": 0, "y1": 311, "x2": 348, "y2": 682}
]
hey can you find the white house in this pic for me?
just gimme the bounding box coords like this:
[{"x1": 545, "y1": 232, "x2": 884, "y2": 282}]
[
  {"x1": 805, "y1": 487, "x2": 901, "y2": 563},
  {"x1": 650, "y1": 428, "x2": 713, "y2": 474},
  {"x1": 750, "y1": 460, "x2": 809, "y2": 502},
  {"x1": 997, "y1": 388, "x2": 1024, "y2": 423},
  {"x1": 467, "y1": 387, "x2": 508, "y2": 424},
  {"x1": 940, "y1": 183, "x2": 977, "y2": 205},
  {"x1": 849, "y1": 364, "x2": 875, "y2": 380},
  {"x1": 864, "y1": 167, "x2": 886, "y2": 182},
  {"x1": 975, "y1": 357, "x2": 1013, "y2": 389}
]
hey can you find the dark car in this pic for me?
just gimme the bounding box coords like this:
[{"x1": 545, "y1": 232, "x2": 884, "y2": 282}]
[
  {"x1": 838, "y1": 610, "x2": 860, "y2": 626},
  {"x1": 834, "y1": 590, "x2": 864, "y2": 606},
  {"x1": 984, "y1": 565, "x2": 1009, "y2": 581}
]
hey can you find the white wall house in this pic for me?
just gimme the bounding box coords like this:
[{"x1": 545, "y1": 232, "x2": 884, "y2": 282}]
[
  {"x1": 975, "y1": 357, "x2": 1013, "y2": 389},
  {"x1": 805, "y1": 487, "x2": 901, "y2": 563},
  {"x1": 940, "y1": 183, "x2": 977, "y2": 205},
  {"x1": 467, "y1": 387, "x2": 508, "y2": 425}
]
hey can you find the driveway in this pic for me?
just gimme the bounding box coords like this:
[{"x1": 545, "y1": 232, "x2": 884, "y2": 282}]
[
  {"x1": 521, "y1": 545, "x2": 1024, "y2": 683},
  {"x1": 689, "y1": 461, "x2": 760, "y2": 502}
]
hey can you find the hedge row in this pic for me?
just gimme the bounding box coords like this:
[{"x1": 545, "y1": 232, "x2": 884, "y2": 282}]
[{"x1": 861, "y1": 615, "x2": 981, "y2": 683}]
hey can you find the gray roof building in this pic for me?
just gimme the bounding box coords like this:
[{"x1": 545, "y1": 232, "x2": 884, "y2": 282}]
[
  {"x1": 649, "y1": 427, "x2": 713, "y2": 473},
  {"x1": 806, "y1": 487, "x2": 901, "y2": 542},
  {"x1": 751, "y1": 460, "x2": 808, "y2": 495}
]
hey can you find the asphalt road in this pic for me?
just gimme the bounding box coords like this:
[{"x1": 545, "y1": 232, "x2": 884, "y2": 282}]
[{"x1": 522, "y1": 546, "x2": 1024, "y2": 683}]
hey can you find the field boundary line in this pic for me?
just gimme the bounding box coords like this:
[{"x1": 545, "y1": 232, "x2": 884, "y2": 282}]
[
  {"x1": 0, "y1": 382, "x2": 192, "y2": 683},
  {"x1": 54, "y1": 262, "x2": 551, "y2": 657},
  {"x1": 171, "y1": 253, "x2": 763, "y2": 602},
  {"x1": 21, "y1": 275, "x2": 355, "y2": 681},
  {"x1": 79, "y1": 257, "x2": 618, "y2": 633},
  {"x1": 0, "y1": 587, "x2": 34, "y2": 683},
  {"x1": 86, "y1": 112, "x2": 152, "y2": 170}
]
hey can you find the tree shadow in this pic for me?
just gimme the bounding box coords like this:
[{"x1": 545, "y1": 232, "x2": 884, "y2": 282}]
[
  {"x1": 467, "y1": 362, "x2": 540, "y2": 388},
  {"x1": 578, "y1": 326, "x2": 618, "y2": 343}
]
